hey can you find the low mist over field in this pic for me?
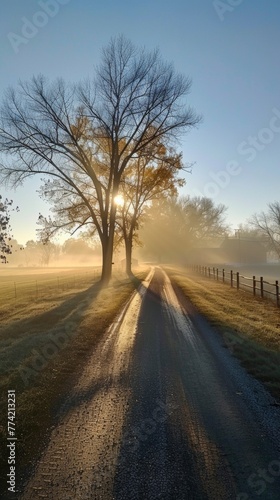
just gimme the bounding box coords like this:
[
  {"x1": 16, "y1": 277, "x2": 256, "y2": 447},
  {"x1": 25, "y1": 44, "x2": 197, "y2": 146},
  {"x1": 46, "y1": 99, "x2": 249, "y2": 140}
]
[{"x1": 1, "y1": 237, "x2": 102, "y2": 269}]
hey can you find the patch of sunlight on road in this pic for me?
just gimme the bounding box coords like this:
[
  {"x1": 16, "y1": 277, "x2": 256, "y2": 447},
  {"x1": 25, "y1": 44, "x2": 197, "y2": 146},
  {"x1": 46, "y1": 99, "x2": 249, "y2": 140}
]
[
  {"x1": 111, "y1": 267, "x2": 155, "y2": 365},
  {"x1": 160, "y1": 268, "x2": 197, "y2": 348}
]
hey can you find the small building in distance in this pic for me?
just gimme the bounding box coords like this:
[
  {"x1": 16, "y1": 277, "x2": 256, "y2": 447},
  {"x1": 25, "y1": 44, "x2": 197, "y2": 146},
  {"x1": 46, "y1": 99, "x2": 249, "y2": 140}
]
[
  {"x1": 220, "y1": 237, "x2": 267, "y2": 264},
  {"x1": 187, "y1": 237, "x2": 267, "y2": 265}
]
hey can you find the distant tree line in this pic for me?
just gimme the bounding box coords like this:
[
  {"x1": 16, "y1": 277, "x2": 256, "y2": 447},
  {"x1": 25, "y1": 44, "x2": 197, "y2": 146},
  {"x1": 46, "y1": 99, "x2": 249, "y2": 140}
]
[
  {"x1": 138, "y1": 198, "x2": 280, "y2": 263},
  {"x1": 139, "y1": 196, "x2": 229, "y2": 263},
  {"x1": 2, "y1": 195, "x2": 280, "y2": 267},
  {"x1": 3, "y1": 237, "x2": 101, "y2": 267}
]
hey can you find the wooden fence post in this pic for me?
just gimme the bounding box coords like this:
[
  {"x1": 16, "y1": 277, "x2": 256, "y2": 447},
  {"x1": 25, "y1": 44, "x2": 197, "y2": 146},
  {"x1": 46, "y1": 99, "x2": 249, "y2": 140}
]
[
  {"x1": 223, "y1": 269, "x2": 225, "y2": 283},
  {"x1": 208, "y1": 267, "x2": 211, "y2": 278},
  {"x1": 253, "y1": 276, "x2": 256, "y2": 296},
  {"x1": 276, "y1": 280, "x2": 279, "y2": 307},
  {"x1": 230, "y1": 270, "x2": 233, "y2": 287},
  {"x1": 217, "y1": 268, "x2": 219, "y2": 281},
  {"x1": 260, "y1": 277, "x2": 264, "y2": 298},
  {"x1": 236, "y1": 272, "x2": 240, "y2": 290}
]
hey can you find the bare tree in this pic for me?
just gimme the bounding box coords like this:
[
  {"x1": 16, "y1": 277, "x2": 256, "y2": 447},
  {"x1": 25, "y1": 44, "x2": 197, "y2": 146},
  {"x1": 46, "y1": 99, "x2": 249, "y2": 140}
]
[
  {"x1": 0, "y1": 36, "x2": 201, "y2": 283},
  {"x1": 178, "y1": 196, "x2": 229, "y2": 243},
  {"x1": 250, "y1": 202, "x2": 280, "y2": 258}
]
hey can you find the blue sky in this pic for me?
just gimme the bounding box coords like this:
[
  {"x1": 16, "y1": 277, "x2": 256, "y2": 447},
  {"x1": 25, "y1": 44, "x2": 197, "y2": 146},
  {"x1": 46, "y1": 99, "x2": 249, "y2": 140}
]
[{"x1": 1, "y1": 0, "x2": 280, "y2": 243}]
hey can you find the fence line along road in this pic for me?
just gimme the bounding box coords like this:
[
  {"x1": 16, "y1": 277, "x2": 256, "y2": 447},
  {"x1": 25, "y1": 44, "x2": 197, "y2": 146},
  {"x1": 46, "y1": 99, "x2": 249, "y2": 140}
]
[{"x1": 192, "y1": 265, "x2": 280, "y2": 307}]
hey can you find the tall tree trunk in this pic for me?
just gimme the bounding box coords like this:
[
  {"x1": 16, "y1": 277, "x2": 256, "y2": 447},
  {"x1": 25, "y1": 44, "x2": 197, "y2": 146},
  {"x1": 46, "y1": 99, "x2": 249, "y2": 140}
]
[
  {"x1": 100, "y1": 199, "x2": 118, "y2": 285},
  {"x1": 125, "y1": 234, "x2": 133, "y2": 276},
  {"x1": 101, "y1": 240, "x2": 113, "y2": 285}
]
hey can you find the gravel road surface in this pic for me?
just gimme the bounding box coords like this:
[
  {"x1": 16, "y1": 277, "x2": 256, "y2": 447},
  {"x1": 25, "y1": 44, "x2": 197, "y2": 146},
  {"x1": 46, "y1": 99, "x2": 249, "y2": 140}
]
[{"x1": 20, "y1": 267, "x2": 280, "y2": 500}]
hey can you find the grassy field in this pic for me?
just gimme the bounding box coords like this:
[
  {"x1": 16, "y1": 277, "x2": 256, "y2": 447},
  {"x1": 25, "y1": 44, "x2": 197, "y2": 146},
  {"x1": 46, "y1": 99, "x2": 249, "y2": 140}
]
[
  {"x1": 0, "y1": 265, "x2": 149, "y2": 491},
  {"x1": 0, "y1": 266, "x2": 100, "y2": 314},
  {"x1": 165, "y1": 266, "x2": 280, "y2": 403}
]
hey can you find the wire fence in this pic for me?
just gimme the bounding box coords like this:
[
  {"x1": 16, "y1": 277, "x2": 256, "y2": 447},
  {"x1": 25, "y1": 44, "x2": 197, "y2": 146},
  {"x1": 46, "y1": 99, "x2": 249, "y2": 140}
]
[
  {"x1": 0, "y1": 268, "x2": 101, "y2": 303},
  {"x1": 192, "y1": 265, "x2": 280, "y2": 307}
]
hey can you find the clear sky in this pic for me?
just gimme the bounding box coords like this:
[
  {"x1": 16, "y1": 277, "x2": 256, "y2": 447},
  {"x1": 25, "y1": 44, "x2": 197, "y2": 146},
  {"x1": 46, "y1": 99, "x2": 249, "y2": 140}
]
[{"x1": 1, "y1": 0, "x2": 280, "y2": 244}]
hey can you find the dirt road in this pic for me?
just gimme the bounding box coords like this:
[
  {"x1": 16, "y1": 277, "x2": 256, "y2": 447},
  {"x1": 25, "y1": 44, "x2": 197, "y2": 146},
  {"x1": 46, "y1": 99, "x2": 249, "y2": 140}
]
[{"x1": 20, "y1": 267, "x2": 280, "y2": 499}]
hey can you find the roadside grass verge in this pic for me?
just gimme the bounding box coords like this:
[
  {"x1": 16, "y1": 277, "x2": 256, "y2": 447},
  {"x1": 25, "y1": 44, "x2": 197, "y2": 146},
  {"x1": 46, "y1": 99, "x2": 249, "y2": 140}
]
[
  {"x1": 0, "y1": 266, "x2": 148, "y2": 492},
  {"x1": 165, "y1": 266, "x2": 280, "y2": 403}
]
